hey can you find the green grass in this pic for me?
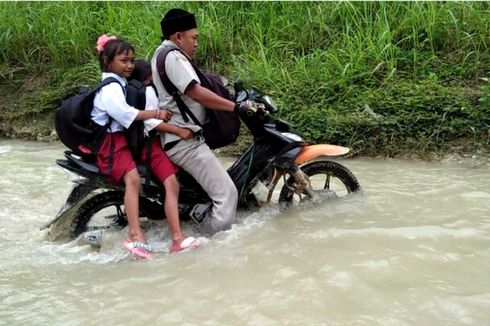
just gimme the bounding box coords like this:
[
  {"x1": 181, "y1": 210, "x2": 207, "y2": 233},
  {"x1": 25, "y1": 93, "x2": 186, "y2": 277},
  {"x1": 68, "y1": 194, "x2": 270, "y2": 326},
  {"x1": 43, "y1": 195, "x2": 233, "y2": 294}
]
[{"x1": 1, "y1": 1, "x2": 490, "y2": 155}]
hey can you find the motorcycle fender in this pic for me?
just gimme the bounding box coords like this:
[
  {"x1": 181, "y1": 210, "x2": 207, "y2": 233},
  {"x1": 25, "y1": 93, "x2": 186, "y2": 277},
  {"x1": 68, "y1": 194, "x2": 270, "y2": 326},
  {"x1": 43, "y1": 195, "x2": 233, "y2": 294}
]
[
  {"x1": 40, "y1": 184, "x2": 94, "y2": 230},
  {"x1": 294, "y1": 144, "x2": 350, "y2": 165}
]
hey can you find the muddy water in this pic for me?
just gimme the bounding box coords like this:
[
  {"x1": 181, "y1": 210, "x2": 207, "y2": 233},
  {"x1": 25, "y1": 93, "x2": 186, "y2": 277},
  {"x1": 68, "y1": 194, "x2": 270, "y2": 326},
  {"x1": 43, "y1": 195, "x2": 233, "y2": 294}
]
[{"x1": 1, "y1": 139, "x2": 489, "y2": 325}]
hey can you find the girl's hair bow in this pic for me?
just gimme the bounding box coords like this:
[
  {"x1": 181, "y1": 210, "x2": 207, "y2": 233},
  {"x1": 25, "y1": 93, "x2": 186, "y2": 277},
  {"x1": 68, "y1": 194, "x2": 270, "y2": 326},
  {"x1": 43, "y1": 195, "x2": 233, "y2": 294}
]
[{"x1": 96, "y1": 34, "x2": 117, "y2": 52}]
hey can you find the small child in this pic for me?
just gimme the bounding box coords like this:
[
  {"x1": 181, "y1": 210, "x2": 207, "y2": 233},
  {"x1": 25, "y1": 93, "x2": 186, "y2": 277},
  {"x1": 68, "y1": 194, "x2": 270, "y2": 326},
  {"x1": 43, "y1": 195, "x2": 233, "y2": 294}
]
[
  {"x1": 92, "y1": 34, "x2": 198, "y2": 257},
  {"x1": 128, "y1": 59, "x2": 201, "y2": 254}
]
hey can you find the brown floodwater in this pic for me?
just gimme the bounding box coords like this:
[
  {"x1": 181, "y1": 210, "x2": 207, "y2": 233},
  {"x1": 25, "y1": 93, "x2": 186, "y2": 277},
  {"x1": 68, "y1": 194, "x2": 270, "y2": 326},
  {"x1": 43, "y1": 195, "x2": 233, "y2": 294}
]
[{"x1": 1, "y1": 139, "x2": 489, "y2": 324}]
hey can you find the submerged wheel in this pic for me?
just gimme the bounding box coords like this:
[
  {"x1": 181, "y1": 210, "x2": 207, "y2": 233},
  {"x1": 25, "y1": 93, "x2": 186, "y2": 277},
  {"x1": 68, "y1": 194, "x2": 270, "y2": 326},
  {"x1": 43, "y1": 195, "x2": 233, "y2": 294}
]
[
  {"x1": 278, "y1": 160, "x2": 361, "y2": 207},
  {"x1": 69, "y1": 191, "x2": 160, "y2": 239}
]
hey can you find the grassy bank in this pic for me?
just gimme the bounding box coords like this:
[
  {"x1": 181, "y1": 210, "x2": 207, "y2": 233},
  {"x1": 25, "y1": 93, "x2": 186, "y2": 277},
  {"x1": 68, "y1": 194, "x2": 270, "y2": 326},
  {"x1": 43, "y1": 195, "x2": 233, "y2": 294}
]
[{"x1": 1, "y1": 1, "x2": 489, "y2": 156}]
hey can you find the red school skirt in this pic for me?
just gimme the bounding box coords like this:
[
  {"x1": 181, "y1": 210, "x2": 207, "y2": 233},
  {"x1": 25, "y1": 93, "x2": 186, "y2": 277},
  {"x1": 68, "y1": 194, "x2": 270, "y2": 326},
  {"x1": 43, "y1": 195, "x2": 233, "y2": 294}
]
[
  {"x1": 97, "y1": 132, "x2": 178, "y2": 184},
  {"x1": 96, "y1": 132, "x2": 136, "y2": 183},
  {"x1": 140, "y1": 137, "x2": 179, "y2": 183}
]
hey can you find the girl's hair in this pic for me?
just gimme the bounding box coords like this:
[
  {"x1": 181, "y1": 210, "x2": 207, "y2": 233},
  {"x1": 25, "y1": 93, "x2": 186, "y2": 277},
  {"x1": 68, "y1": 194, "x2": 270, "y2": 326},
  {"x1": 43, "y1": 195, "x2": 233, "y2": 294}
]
[
  {"x1": 128, "y1": 59, "x2": 152, "y2": 83},
  {"x1": 98, "y1": 38, "x2": 135, "y2": 72}
]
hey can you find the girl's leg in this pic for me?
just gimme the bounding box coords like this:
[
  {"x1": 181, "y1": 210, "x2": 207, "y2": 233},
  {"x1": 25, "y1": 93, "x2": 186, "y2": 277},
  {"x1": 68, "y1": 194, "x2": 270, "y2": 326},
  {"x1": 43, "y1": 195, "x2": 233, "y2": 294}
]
[
  {"x1": 123, "y1": 168, "x2": 146, "y2": 243},
  {"x1": 163, "y1": 175, "x2": 185, "y2": 246},
  {"x1": 145, "y1": 138, "x2": 198, "y2": 251}
]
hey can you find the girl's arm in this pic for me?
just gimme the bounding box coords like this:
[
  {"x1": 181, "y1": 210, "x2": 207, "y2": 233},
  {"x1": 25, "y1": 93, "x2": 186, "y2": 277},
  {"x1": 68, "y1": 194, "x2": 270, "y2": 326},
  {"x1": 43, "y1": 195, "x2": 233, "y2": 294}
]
[
  {"x1": 143, "y1": 86, "x2": 186, "y2": 137},
  {"x1": 154, "y1": 123, "x2": 193, "y2": 139},
  {"x1": 98, "y1": 82, "x2": 168, "y2": 128},
  {"x1": 134, "y1": 109, "x2": 169, "y2": 121}
]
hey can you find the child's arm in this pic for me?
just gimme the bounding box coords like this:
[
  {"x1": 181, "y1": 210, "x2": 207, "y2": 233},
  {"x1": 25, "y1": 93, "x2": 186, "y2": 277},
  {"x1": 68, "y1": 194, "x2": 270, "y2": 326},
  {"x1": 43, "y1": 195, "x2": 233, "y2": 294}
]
[
  {"x1": 134, "y1": 109, "x2": 169, "y2": 121},
  {"x1": 142, "y1": 86, "x2": 192, "y2": 139},
  {"x1": 143, "y1": 86, "x2": 178, "y2": 135},
  {"x1": 154, "y1": 123, "x2": 193, "y2": 140},
  {"x1": 97, "y1": 82, "x2": 168, "y2": 128}
]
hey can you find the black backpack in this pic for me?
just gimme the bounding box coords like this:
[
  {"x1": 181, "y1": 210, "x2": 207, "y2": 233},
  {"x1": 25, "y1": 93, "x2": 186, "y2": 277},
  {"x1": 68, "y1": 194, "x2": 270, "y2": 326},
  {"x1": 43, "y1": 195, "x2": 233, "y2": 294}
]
[
  {"x1": 125, "y1": 79, "x2": 149, "y2": 163},
  {"x1": 156, "y1": 46, "x2": 240, "y2": 149},
  {"x1": 55, "y1": 77, "x2": 121, "y2": 157}
]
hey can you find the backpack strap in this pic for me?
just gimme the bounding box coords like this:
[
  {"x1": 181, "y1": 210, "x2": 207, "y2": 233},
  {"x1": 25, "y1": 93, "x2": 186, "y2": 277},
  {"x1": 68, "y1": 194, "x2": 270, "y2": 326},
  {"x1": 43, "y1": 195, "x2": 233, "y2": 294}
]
[
  {"x1": 155, "y1": 46, "x2": 203, "y2": 127},
  {"x1": 94, "y1": 77, "x2": 122, "y2": 93},
  {"x1": 90, "y1": 76, "x2": 124, "y2": 131},
  {"x1": 93, "y1": 77, "x2": 124, "y2": 175}
]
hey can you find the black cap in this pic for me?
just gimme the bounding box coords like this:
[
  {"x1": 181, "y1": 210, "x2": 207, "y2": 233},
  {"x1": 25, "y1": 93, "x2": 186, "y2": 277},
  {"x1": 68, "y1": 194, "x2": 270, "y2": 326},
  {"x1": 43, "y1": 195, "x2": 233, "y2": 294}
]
[{"x1": 160, "y1": 8, "x2": 197, "y2": 40}]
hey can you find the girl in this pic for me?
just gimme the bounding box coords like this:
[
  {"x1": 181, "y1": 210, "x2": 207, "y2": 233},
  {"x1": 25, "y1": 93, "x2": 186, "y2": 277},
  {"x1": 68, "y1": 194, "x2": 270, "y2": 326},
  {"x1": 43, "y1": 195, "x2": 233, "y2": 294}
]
[
  {"x1": 92, "y1": 34, "x2": 198, "y2": 257},
  {"x1": 128, "y1": 58, "x2": 201, "y2": 254}
]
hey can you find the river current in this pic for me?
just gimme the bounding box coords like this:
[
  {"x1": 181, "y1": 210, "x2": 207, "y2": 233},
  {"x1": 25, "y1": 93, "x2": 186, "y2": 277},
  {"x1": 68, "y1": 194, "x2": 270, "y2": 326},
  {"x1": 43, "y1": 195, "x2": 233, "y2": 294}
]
[{"x1": 1, "y1": 139, "x2": 489, "y2": 325}]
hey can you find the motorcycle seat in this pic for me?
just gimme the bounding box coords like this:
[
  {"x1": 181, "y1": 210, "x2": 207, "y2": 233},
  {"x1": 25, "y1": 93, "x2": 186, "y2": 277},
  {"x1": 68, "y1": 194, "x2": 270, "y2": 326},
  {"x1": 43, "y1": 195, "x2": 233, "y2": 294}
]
[
  {"x1": 63, "y1": 151, "x2": 160, "y2": 188},
  {"x1": 64, "y1": 151, "x2": 100, "y2": 174}
]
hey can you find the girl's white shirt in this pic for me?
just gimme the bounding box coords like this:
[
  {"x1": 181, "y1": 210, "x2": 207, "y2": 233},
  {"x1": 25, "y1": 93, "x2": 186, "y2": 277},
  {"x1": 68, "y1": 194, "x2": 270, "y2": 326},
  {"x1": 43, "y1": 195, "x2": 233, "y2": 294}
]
[
  {"x1": 91, "y1": 72, "x2": 139, "y2": 133},
  {"x1": 143, "y1": 86, "x2": 161, "y2": 136}
]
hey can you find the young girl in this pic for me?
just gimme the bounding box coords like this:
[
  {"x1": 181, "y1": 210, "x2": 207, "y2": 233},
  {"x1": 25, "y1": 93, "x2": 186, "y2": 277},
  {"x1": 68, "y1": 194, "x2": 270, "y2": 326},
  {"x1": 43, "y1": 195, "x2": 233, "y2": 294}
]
[
  {"x1": 128, "y1": 58, "x2": 201, "y2": 254},
  {"x1": 92, "y1": 34, "x2": 198, "y2": 257}
]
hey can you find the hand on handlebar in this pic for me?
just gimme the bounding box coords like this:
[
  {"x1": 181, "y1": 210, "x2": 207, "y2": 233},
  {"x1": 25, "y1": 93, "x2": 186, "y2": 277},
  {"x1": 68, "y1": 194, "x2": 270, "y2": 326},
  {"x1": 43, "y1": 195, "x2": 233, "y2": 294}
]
[{"x1": 234, "y1": 100, "x2": 265, "y2": 116}]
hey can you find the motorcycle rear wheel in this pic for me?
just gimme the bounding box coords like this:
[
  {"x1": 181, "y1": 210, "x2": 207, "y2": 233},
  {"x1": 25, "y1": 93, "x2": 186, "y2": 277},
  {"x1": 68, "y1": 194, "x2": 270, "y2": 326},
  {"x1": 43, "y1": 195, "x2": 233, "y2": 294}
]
[
  {"x1": 278, "y1": 160, "x2": 361, "y2": 207},
  {"x1": 69, "y1": 191, "x2": 160, "y2": 239}
]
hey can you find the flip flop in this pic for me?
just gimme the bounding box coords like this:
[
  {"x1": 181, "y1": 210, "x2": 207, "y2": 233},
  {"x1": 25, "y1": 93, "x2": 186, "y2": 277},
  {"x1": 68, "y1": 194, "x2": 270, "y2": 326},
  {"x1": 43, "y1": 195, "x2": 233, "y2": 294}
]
[
  {"x1": 169, "y1": 236, "x2": 201, "y2": 254},
  {"x1": 123, "y1": 240, "x2": 154, "y2": 259}
]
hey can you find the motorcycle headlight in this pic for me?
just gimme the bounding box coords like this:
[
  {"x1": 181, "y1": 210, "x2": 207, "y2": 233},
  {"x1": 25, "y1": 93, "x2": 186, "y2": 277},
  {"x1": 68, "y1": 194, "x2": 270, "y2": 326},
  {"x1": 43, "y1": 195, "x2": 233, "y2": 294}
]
[{"x1": 281, "y1": 132, "x2": 303, "y2": 142}]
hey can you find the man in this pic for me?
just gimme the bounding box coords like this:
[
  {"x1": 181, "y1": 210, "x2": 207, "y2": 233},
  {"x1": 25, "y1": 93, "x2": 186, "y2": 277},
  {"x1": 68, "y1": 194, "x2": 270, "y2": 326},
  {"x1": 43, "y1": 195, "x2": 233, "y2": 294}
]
[{"x1": 151, "y1": 8, "x2": 249, "y2": 235}]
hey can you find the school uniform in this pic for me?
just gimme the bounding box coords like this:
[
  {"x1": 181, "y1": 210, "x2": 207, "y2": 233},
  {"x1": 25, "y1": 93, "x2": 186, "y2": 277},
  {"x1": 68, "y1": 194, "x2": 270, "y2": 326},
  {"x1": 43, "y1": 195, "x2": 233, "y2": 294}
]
[
  {"x1": 151, "y1": 40, "x2": 238, "y2": 235},
  {"x1": 92, "y1": 73, "x2": 177, "y2": 184},
  {"x1": 139, "y1": 85, "x2": 178, "y2": 183},
  {"x1": 91, "y1": 73, "x2": 138, "y2": 183},
  {"x1": 141, "y1": 86, "x2": 161, "y2": 135}
]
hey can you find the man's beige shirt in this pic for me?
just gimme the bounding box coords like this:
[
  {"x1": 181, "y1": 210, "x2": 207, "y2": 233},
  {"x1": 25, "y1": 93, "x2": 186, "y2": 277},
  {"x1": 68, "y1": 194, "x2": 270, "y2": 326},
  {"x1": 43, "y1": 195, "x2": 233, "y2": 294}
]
[{"x1": 151, "y1": 40, "x2": 208, "y2": 145}]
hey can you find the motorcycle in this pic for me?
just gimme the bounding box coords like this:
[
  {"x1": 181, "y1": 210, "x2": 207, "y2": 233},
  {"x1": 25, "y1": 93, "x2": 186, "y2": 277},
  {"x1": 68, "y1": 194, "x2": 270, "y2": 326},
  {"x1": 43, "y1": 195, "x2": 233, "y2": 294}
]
[{"x1": 42, "y1": 82, "x2": 361, "y2": 241}]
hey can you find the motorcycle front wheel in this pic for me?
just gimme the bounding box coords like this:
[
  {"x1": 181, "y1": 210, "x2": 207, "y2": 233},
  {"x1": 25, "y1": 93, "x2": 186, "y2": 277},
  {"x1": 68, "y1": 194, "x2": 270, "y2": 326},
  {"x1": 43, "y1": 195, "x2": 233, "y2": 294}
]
[
  {"x1": 278, "y1": 160, "x2": 361, "y2": 207},
  {"x1": 69, "y1": 191, "x2": 161, "y2": 239}
]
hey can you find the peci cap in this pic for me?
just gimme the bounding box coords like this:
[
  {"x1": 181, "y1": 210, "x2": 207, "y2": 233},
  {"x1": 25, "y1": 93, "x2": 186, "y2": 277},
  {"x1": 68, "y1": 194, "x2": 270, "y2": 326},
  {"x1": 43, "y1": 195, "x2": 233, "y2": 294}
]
[{"x1": 160, "y1": 8, "x2": 197, "y2": 40}]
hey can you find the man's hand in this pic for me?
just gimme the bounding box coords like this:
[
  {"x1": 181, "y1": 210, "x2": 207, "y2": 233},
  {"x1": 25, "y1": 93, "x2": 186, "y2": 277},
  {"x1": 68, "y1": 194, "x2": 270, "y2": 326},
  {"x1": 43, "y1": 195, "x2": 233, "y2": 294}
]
[
  {"x1": 235, "y1": 100, "x2": 264, "y2": 116},
  {"x1": 235, "y1": 100, "x2": 254, "y2": 114}
]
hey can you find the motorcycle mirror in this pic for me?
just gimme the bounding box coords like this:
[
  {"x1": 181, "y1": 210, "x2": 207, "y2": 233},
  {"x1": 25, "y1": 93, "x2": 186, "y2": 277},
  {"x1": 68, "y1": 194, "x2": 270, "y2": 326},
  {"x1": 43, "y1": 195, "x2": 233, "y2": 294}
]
[{"x1": 234, "y1": 80, "x2": 244, "y2": 93}]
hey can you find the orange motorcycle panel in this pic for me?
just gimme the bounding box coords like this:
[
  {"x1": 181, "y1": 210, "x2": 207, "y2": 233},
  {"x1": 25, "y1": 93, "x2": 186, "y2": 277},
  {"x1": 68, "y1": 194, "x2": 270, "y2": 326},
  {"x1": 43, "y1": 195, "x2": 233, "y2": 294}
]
[{"x1": 294, "y1": 144, "x2": 350, "y2": 165}]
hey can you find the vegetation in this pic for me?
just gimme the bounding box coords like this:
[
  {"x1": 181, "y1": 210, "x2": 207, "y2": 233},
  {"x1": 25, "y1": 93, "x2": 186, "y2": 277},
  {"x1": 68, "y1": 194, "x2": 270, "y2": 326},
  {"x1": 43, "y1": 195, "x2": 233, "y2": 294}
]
[{"x1": 1, "y1": 1, "x2": 489, "y2": 156}]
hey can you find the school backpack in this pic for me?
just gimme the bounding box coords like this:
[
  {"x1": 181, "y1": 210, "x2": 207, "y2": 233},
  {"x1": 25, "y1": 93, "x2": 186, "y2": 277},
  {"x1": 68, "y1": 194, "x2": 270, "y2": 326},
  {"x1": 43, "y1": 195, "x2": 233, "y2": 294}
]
[
  {"x1": 155, "y1": 46, "x2": 240, "y2": 149},
  {"x1": 124, "y1": 79, "x2": 149, "y2": 163},
  {"x1": 54, "y1": 77, "x2": 121, "y2": 157}
]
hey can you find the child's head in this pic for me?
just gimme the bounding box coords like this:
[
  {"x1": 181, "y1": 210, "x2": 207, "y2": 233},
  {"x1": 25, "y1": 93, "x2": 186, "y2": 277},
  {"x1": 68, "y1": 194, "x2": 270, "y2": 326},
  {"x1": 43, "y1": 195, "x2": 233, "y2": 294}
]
[
  {"x1": 96, "y1": 34, "x2": 135, "y2": 78},
  {"x1": 128, "y1": 59, "x2": 152, "y2": 85}
]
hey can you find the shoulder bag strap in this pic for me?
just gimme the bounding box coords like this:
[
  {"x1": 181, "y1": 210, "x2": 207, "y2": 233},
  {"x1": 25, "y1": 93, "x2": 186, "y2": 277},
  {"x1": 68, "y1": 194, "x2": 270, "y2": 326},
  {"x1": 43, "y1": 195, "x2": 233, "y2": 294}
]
[{"x1": 155, "y1": 47, "x2": 203, "y2": 127}]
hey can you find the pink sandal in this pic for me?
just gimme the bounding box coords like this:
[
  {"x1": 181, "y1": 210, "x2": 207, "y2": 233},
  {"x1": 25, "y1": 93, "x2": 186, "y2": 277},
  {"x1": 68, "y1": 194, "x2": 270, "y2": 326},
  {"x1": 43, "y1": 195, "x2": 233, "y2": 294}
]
[
  {"x1": 169, "y1": 237, "x2": 201, "y2": 254},
  {"x1": 123, "y1": 240, "x2": 154, "y2": 259}
]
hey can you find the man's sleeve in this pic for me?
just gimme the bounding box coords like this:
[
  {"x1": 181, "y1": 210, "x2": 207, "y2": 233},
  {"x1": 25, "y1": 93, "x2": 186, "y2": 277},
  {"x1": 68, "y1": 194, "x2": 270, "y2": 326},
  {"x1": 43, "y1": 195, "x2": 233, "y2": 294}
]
[{"x1": 165, "y1": 51, "x2": 200, "y2": 94}]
